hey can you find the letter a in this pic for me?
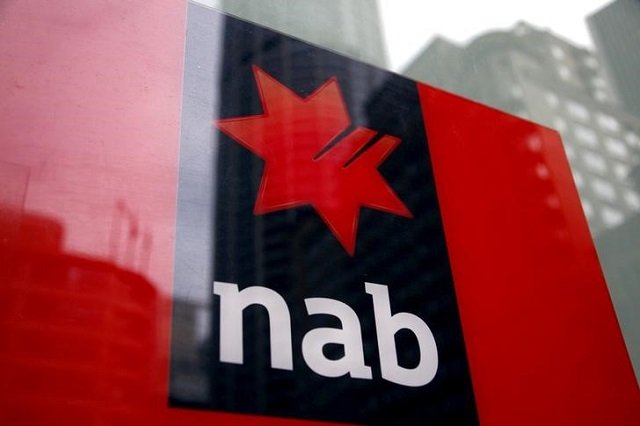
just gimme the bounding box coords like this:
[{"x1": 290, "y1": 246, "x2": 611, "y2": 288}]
[
  {"x1": 365, "y1": 282, "x2": 438, "y2": 387},
  {"x1": 302, "y1": 298, "x2": 372, "y2": 379}
]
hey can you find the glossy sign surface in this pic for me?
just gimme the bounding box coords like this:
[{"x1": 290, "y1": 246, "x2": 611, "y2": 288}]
[
  {"x1": 421, "y1": 85, "x2": 640, "y2": 424},
  {"x1": 1, "y1": 1, "x2": 638, "y2": 425}
]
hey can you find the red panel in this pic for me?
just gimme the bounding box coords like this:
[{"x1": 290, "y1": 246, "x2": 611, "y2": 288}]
[{"x1": 419, "y1": 83, "x2": 640, "y2": 425}]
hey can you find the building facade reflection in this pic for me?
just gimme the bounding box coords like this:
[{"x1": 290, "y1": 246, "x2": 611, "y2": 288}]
[
  {"x1": 403, "y1": 4, "x2": 640, "y2": 382},
  {"x1": 0, "y1": 204, "x2": 162, "y2": 424},
  {"x1": 405, "y1": 21, "x2": 640, "y2": 236}
]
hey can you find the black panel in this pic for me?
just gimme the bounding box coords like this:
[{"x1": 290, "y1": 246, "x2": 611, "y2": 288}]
[{"x1": 170, "y1": 5, "x2": 477, "y2": 425}]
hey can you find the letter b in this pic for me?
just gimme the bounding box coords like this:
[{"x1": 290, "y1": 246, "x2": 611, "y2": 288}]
[{"x1": 365, "y1": 282, "x2": 438, "y2": 387}]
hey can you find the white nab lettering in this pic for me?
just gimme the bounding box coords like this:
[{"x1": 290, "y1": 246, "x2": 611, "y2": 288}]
[{"x1": 213, "y1": 281, "x2": 438, "y2": 387}]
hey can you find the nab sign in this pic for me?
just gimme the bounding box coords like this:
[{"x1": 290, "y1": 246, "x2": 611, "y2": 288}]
[
  {"x1": 171, "y1": 7, "x2": 477, "y2": 424},
  {"x1": 170, "y1": 4, "x2": 640, "y2": 426}
]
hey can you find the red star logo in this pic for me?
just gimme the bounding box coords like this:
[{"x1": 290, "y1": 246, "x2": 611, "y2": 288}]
[{"x1": 216, "y1": 66, "x2": 412, "y2": 255}]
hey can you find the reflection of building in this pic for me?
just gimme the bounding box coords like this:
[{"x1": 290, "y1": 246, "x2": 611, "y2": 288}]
[
  {"x1": 404, "y1": 22, "x2": 640, "y2": 235},
  {"x1": 218, "y1": 0, "x2": 388, "y2": 68},
  {"x1": 595, "y1": 209, "x2": 640, "y2": 380},
  {"x1": 588, "y1": 0, "x2": 640, "y2": 118},
  {"x1": 169, "y1": 299, "x2": 211, "y2": 406},
  {"x1": 0, "y1": 207, "x2": 160, "y2": 423},
  {"x1": 588, "y1": 0, "x2": 640, "y2": 383}
]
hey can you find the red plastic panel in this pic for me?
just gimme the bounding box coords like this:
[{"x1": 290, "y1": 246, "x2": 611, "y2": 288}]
[{"x1": 419, "y1": 83, "x2": 640, "y2": 425}]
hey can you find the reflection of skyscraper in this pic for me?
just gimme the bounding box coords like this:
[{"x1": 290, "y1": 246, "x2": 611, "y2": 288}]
[
  {"x1": 594, "y1": 209, "x2": 640, "y2": 381},
  {"x1": 170, "y1": 298, "x2": 212, "y2": 406},
  {"x1": 404, "y1": 22, "x2": 640, "y2": 236},
  {"x1": 404, "y1": 17, "x2": 640, "y2": 384},
  {"x1": 586, "y1": 0, "x2": 640, "y2": 384},
  {"x1": 588, "y1": 0, "x2": 640, "y2": 118},
  {"x1": 218, "y1": 0, "x2": 388, "y2": 68}
]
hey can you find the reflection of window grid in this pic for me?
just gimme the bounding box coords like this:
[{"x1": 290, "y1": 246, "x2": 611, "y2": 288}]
[
  {"x1": 527, "y1": 136, "x2": 542, "y2": 152},
  {"x1": 594, "y1": 90, "x2": 607, "y2": 102},
  {"x1": 546, "y1": 195, "x2": 560, "y2": 209},
  {"x1": 553, "y1": 117, "x2": 567, "y2": 133},
  {"x1": 624, "y1": 131, "x2": 640, "y2": 147},
  {"x1": 551, "y1": 45, "x2": 566, "y2": 59},
  {"x1": 545, "y1": 92, "x2": 559, "y2": 107},
  {"x1": 511, "y1": 85, "x2": 524, "y2": 98},
  {"x1": 596, "y1": 113, "x2": 621, "y2": 133},
  {"x1": 584, "y1": 56, "x2": 598, "y2": 68},
  {"x1": 574, "y1": 125, "x2": 598, "y2": 147},
  {"x1": 566, "y1": 100, "x2": 589, "y2": 121},
  {"x1": 583, "y1": 151, "x2": 608, "y2": 174},
  {"x1": 624, "y1": 191, "x2": 640, "y2": 210},
  {"x1": 592, "y1": 178, "x2": 617, "y2": 201},
  {"x1": 613, "y1": 162, "x2": 629, "y2": 179},
  {"x1": 558, "y1": 65, "x2": 571, "y2": 80},
  {"x1": 535, "y1": 163, "x2": 550, "y2": 179},
  {"x1": 604, "y1": 137, "x2": 628, "y2": 157},
  {"x1": 601, "y1": 206, "x2": 624, "y2": 227},
  {"x1": 564, "y1": 145, "x2": 576, "y2": 160},
  {"x1": 572, "y1": 170, "x2": 584, "y2": 187}
]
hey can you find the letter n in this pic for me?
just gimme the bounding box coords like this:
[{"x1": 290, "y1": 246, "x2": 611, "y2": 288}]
[{"x1": 213, "y1": 281, "x2": 293, "y2": 370}]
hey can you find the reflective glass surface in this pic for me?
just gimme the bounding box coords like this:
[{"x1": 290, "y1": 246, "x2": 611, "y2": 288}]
[{"x1": 1, "y1": 1, "x2": 638, "y2": 425}]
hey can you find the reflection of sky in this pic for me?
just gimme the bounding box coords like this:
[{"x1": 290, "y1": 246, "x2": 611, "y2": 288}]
[
  {"x1": 192, "y1": 0, "x2": 612, "y2": 71},
  {"x1": 378, "y1": 0, "x2": 611, "y2": 70}
]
